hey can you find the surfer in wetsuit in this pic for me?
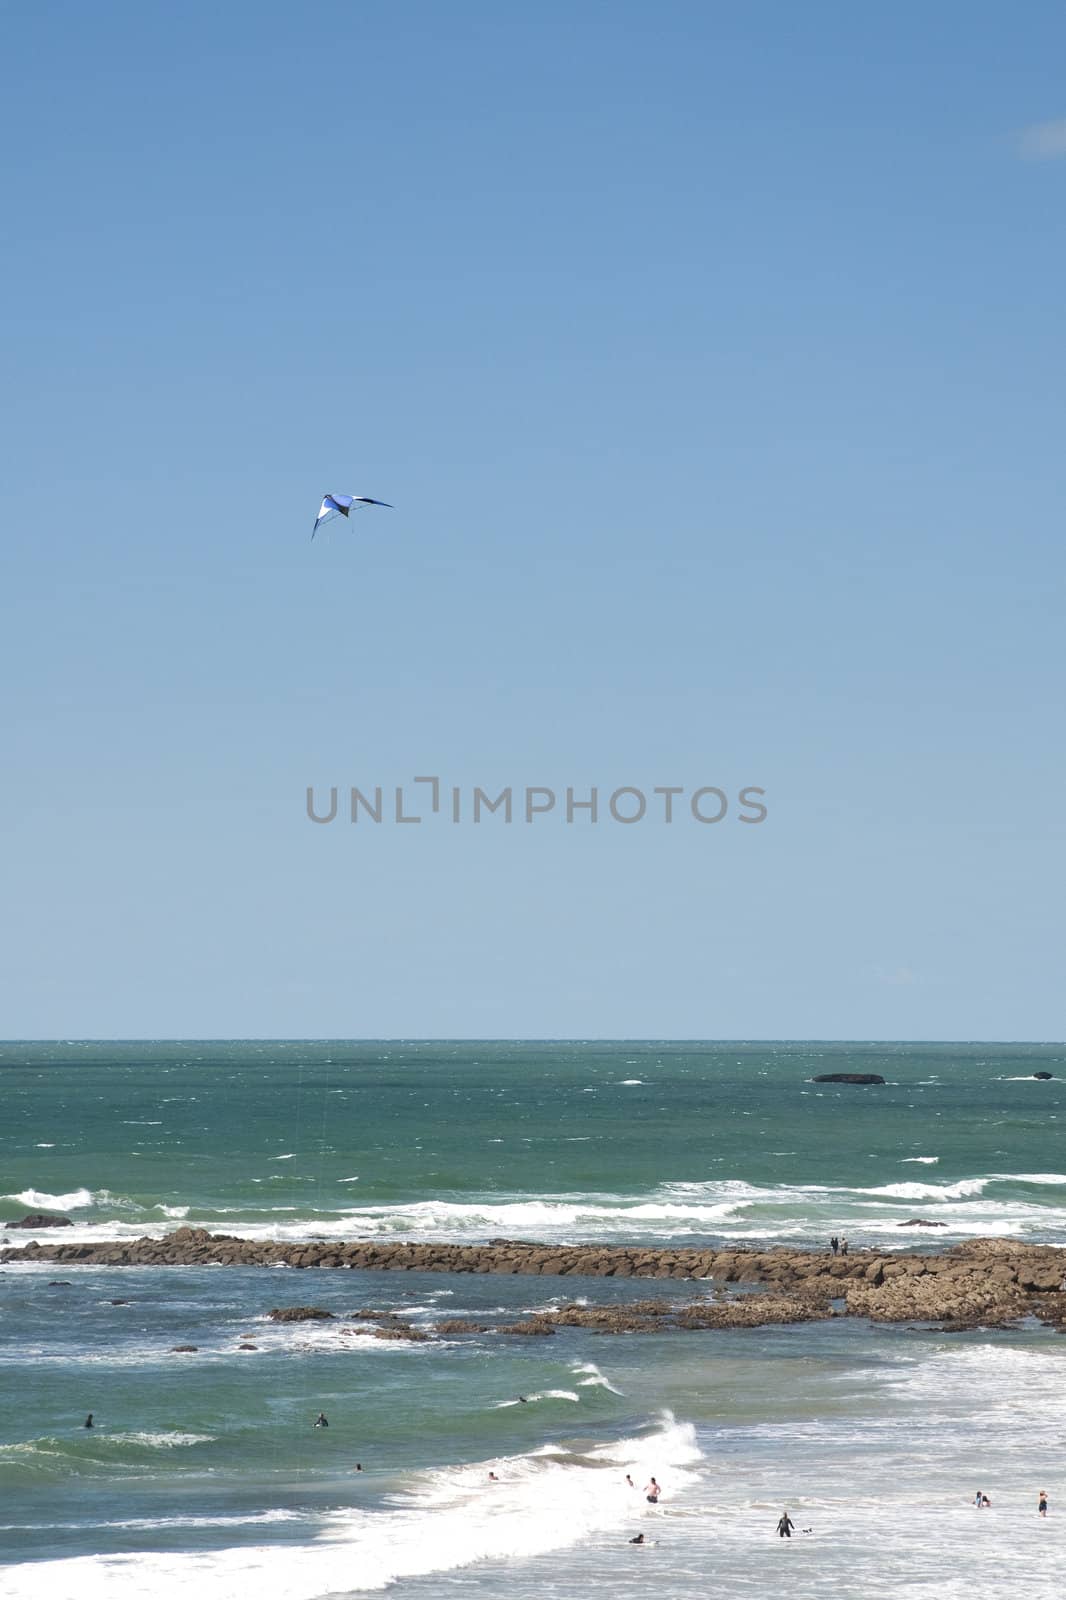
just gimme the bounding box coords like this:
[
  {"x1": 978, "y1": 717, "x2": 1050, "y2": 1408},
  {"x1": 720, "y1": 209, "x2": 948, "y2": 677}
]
[
  {"x1": 777, "y1": 1511, "x2": 794, "y2": 1538},
  {"x1": 83, "y1": 1413, "x2": 93, "y2": 1428},
  {"x1": 629, "y1": 1534, "x2": 645, "y2": 1544},
  {"x1": 314, "y1": 1412, "x2": 329, "y2": 1427}
]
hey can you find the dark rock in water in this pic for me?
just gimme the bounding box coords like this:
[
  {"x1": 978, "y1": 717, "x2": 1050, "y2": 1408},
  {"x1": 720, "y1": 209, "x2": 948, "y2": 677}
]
[
  {"x1": 48, "y1": 1280, "x2": 73, "y2": 1286},
  {"x1": 237, "y1": 1343, "x2": 258, "y2": 1350},
  {"x1": 109, "y1": 1298, "x2": 130, "y2": 1305},
  {"x1": 269, "y1": 1306, "x2": 335, "y2": 1322},
  {"x1": 6, "y1": 1212, "x2": 74, "y2": 1229},
  {"x1": 899, "y1": 1219, "x2": 947, "y2": 1228},
  {"x1": 811, "y1": 1073, "x2": 886, "y2": 1085},
  {"x1": 171, "y1": 1344, "x2": 199, "y2": 1352},
  {"x1": 1033, "y1": 1071, "x2": 1054, "y2": 1081}
]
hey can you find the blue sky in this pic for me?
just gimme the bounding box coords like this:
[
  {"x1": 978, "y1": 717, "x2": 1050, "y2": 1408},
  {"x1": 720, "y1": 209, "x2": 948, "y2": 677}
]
[{"x1": 2, "y1": 2, "x2": 1063, "y2": 1039}]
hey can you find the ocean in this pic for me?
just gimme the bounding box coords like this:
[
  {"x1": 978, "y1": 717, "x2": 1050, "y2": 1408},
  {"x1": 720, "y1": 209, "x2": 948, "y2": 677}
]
[{"x1": 2, "y1": 1041, "x2": 1065, "y2": 1599}]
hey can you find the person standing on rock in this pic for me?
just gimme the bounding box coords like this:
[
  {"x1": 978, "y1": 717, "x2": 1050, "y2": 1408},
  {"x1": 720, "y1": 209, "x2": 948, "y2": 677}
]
[
  {"x1": 829, "y1": 1236, "x2": 839, "y2": 1255},
  {"x1": 777, "y1": 1511, "x2": 795, "y2": 1538},
  {"x1": 840, "y1": 1238, "x2": 849, "y2": 1256}
]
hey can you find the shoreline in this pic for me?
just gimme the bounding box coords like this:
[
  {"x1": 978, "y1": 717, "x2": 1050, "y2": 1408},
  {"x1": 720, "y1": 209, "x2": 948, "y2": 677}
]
[{"x1": 4, "y1": 1228, "x2": 1065, "y2": 1331}]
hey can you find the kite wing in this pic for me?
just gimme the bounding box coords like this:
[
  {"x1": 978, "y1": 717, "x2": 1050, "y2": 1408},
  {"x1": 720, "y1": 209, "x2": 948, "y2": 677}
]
[
  {"x1": 311, "y1": 493, "x2": 393, "y2": 539},
  {"x1": 311, "y1": 494, "x2": 354, "y2": 540}
]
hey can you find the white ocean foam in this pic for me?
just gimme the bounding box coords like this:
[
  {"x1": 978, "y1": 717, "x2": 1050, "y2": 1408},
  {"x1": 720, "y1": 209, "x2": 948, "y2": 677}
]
[
  {"x1": 8, "y1": 1171, "x2": 1066, "y2": 1255},
  {"x1": 0, "y1": 1510, "x2": 302, "y2": 1534},
  {"x1": 0, "y1": 1415, "x2": 702, "y2": 1600},
  {"x1": 572, "y1": 1362, "x2": 624, "y2": 1395},
  {"x1": 857, "y1": 1179, "x2": 989, "y2": 1201},
  {"x1": 7, "y1": 1187, "x2": 95, "y2": 1210},
  {"x1": 494, "y1": 1390, "x2": 579, "y2": 1408},
  {"x1": 249, "y1": 1321, "x2": 438, "y2": 1357},
  {"x1": 107, "y1": 1432, "x2": 215, "y2": 1448},
  {"x1": 997, "y1": 1173, "x2": 1066, "y2": 1186},
  {"x1": 900, "y1": 1157, "x2": 940, "y2": 1165}
]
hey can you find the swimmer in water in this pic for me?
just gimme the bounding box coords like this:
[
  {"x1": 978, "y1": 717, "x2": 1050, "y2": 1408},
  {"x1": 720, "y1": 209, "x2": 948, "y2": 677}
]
[
  {"x1": 625, "y1": 1474, "x2": 636, "y2": 1488},
  {"x1": 644, "y1": 1477, "x2": 661, "y2": 1504},
  {"x1": 488, "y1": 1471, "x2": 499, "y2": 1482},
  {"x1": 629, "y1": 1534, "x2": 645, "y2": 1544},
  {"x1": 83, "y1": 1413, "x2": 94, "y2": 1428},
  {"x1": 518, "y1": 1395, "x2": 528, "y2": 1403},
  {"x1": 314, "y1": 1412, "x2": 329, "y2": 1427},
  {"x1": 777, "y1": 1511, "x2": 795, "y2": 1538},
  {"x1": 1038, "y1": 1491, "x2": 1048, "y2": 1517}
]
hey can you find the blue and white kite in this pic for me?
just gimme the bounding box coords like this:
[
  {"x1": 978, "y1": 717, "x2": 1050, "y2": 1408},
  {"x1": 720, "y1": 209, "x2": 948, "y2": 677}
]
[{"x1": 311, "y1": 492, "x2": 393, "y2": 540}]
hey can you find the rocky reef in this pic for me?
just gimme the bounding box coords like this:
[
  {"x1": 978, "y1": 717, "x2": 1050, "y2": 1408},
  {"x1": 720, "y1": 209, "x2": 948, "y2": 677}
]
[{"x1": 3, "y1": 1227, "x2": 1065, "y2": 1333}]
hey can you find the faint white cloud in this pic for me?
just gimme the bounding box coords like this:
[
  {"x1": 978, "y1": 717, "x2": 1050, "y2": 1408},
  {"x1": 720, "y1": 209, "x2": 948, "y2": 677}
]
[
  {"x1": 1017, "y1": 119, "x2": 1066, "y2": 160},
  {"x1": 873, "y1": 965, "x2": 918, "y2": 987}
]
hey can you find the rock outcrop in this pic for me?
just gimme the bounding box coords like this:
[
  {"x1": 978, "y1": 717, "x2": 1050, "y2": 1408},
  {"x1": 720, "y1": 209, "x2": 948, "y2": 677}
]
[{"x1": 4, "y1": 1230, "x2": 1063, "y2": 1333}]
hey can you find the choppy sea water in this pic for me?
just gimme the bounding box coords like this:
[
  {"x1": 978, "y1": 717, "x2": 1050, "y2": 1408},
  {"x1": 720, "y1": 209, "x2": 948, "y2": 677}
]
[{"x1": 2, "y1": 1041, "x2": 1064, "y2": 1599}]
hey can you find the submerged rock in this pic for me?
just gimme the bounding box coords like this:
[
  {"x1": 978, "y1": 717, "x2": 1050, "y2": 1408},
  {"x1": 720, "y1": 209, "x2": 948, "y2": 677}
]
[
  {"x1": 898, "y1": 1219, "x2": 947, "y2": 1227},
  {"x1": 811, "y1": 1073, "x2": 886, "y2": 1085},
  {"x1": 1033, "y1": 1071, "x2": 1054, "y2": 1080},
  {"x1": 269, "y1": 1306, "x2": 335, "y2": 1322},
  {"x1": 6, "y1": 1212, "x2": 73, "y2": 1229}
]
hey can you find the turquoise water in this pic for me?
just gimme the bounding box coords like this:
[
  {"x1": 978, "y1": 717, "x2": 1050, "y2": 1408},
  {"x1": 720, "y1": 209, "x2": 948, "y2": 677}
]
[
  {"x1": 2, "y1": 1041, "x2": 1065, "y2": 1599},
  {"x1": 3, "y1": 1040, "x2": 1066, "y2": 1242}
]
